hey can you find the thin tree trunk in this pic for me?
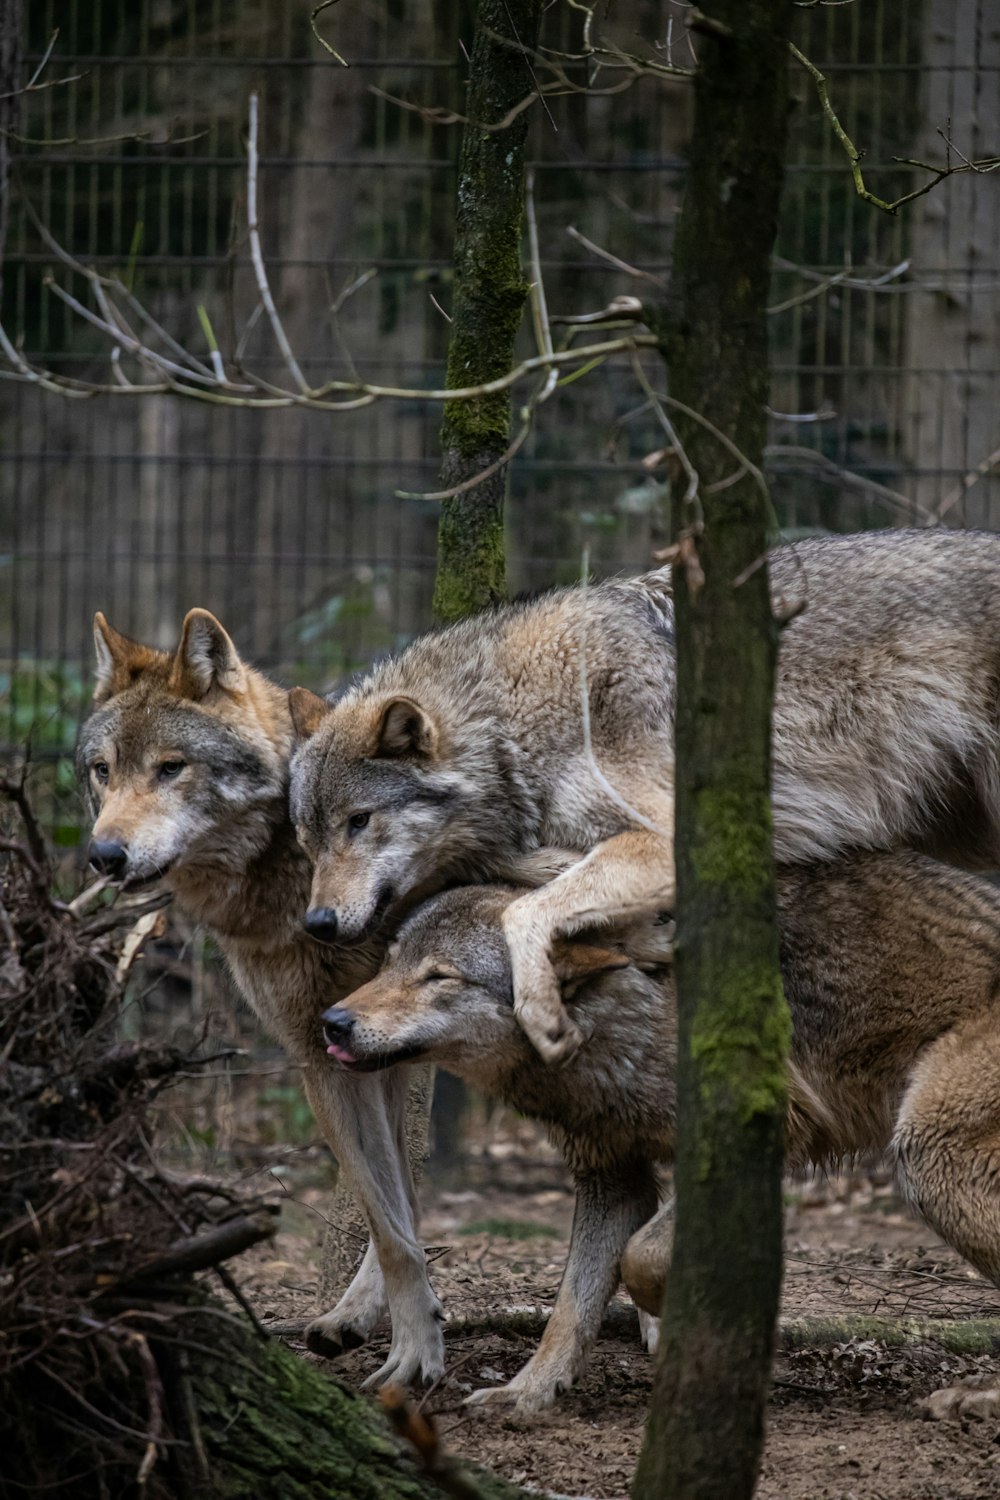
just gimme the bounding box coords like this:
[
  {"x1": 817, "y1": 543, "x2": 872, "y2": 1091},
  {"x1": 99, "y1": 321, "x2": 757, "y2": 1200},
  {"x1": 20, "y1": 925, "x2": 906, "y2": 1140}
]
[
  {"x1": 426, "y1": 0, "x2": 544, "y2": 1172},
  {"x1": 432, "y1": 0, "x2": 544, "y2": 624},
  {"x1": 632, "y1": 4, "x2": 794, "y2": 1497},
  {"x1": 0, "y1": 0, "x2": 22, "y2": 295}
]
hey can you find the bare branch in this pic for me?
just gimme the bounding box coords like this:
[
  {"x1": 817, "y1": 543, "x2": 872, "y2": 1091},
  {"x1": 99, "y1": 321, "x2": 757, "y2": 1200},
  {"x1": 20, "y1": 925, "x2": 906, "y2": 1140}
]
[
  {"x1": 245, "y1": 92, "x2": 309, "y2": 394},
  {"x1": 791, "y1": 43, "x2": 1000, "y2": 215}
]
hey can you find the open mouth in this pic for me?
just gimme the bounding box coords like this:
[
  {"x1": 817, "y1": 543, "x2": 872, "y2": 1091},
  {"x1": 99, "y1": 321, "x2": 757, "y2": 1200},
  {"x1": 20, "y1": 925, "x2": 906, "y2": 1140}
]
[
  {"x1": 325, "y1": 1041, "x2": 427, "y2": 1072},
  {"x1": 121, "y1": 862, "x2": 174, "y2": 893}
]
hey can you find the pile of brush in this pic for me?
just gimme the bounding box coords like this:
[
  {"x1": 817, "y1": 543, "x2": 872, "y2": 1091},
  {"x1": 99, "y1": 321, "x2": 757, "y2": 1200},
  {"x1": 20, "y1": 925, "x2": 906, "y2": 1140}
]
[{"x1": 0, "y1": 776, "x2": 278, "y2": 1497}]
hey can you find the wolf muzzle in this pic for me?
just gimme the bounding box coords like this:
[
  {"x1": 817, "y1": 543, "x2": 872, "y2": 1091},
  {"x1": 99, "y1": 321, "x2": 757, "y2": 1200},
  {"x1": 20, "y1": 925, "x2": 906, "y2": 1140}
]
[
  {"x1": 304, "y1": 906, "x2": 340, "y2": 944},
  {"x1": 88, "y1": 839, "x2": 129, "y2": 879}
]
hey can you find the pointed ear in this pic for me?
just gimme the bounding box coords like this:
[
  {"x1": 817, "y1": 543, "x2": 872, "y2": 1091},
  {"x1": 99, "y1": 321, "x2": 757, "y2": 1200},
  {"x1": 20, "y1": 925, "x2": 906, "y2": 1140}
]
[
  {"x1": 289, "y1": 687, "x2": 331, "y2": 742},
  {"x1": 170, "y1": 609, "x2": 247, "y2": 700},
  {"x1": 550, "y1": 939, "x2": 630, "y2": 991},
  {"x1": 372, "y1": 696, "x2": 438, "y2": 760},
  {"x1": 92, "y1": 612, "x2": 154, "y2": 703}
]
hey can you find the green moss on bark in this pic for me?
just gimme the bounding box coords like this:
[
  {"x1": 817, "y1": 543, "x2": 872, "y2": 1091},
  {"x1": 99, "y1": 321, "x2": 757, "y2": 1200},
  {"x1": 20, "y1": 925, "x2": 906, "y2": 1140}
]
[
  {"x1": 181, "y1": 1306, "x2": 527, "y2": 1500},
  {"x1": 433, "y1": 0, "x2": 543, "y2": 624},
  {"x1": 632, "y1": 4, "x2": 796, "y2": 1498}
]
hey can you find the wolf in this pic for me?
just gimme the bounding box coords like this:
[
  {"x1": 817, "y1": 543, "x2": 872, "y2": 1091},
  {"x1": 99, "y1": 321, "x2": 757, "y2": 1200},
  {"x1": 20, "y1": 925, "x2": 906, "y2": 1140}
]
[
  {"x1": 79, "y1": 609, "x2": 446, "y2": 1386},
  {"x1": 323, "y1": 851, "x2": 1000, "y2": 1412},
  {"x1": 289, "y1": 528, "x2": 1000, "y2": 1066}
]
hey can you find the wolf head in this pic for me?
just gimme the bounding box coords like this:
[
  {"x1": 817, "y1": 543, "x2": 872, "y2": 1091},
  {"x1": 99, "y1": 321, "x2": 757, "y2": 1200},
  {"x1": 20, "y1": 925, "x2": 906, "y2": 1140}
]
[
  {"x1": 79, "y1": 610, "x2": 291, "y2": 889},
  {"x1": 287, "y1": 685, "x2": 506, "y2": 945},
  {"x1": 319, "y1": 885, "x2": 628, "y2": 1078}
]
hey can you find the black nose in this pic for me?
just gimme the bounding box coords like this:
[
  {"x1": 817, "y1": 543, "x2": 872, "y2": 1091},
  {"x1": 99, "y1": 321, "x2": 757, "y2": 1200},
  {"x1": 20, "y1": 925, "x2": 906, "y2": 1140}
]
[
  {"x1": 322, "y1": 1006, "x2": 356, "y2": 1046},
  {"x1": 304, "y1": 907, "x2": 339, "y2": 944},
  {"x1": 89, "y1": 839, "x2": 128, "y2": 879}
]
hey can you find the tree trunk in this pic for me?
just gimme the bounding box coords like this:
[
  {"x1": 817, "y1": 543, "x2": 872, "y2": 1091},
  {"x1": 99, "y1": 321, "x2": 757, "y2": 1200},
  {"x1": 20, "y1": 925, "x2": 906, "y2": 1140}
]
[
  {"x1": 432, "y1": 0, "x2": 544, "y2": 624},
  {"x1": 0, "y1": 0, "x2": 22, "y2": 293},
  {"x1": 632, "y1": 5, "x2": 795, "y2": 1498}
]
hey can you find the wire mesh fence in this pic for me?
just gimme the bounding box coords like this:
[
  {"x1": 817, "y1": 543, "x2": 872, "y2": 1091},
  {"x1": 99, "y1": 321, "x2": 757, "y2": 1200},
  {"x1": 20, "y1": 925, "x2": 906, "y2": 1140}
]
[{"x1": 2, "y1": 0, "x2": 999, "y2": 839}]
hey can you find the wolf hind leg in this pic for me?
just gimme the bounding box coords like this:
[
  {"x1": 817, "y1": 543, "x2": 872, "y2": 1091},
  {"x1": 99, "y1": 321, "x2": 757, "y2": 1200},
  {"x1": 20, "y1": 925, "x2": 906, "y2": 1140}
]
[
  {"x1": 467, "y1": 1159, "x2": 657, "y2": 1414},
  {"x1": 893, "y1": 1015, "x2": 1000, "y2": 1285},
  {"x1": 621, "y1": 1195, "x2": 674, "y2": 1317}
]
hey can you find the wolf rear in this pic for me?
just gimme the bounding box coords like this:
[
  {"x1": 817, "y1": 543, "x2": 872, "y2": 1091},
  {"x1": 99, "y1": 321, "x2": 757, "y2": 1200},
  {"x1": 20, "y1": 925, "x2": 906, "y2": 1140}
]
[{"x1": 325, "y1": 851, "x2": 1000, "y2": 1411}]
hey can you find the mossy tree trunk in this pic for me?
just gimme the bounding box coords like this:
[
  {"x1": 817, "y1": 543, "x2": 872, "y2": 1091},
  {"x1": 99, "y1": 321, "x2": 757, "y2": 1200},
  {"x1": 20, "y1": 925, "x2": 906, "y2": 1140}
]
[
  {"x1": 432, "y1": 0, "x2": 544, "y2": 624},
  {"x1": 428, "y1": 0, "x2": 544, "y2": 1166},
  {"x1": 173, "y1": 1303, "x2": 528, "y2": 1500},
  {"x1": 0, "y1": 0, "x2": 22, "y2": 293},
  {"x1": 632, "y1": 4, "x2": 795, "y2": 1498}
]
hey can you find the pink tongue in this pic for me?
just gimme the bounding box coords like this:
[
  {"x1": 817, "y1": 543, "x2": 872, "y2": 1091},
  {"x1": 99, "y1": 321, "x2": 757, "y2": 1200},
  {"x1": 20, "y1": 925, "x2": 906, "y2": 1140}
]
[{"x1": 327, "y1": 1042, "x2": 357, "y2": 1064}]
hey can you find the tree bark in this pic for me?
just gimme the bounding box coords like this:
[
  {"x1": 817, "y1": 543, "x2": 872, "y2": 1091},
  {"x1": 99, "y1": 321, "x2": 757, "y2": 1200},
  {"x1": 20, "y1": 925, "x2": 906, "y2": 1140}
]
[
  {"x1": 632, "y1": 4, "x2": 795, "y2": 1498},
  {"x1": 432, "y1": 0, "x2": 544, "y2": 624},
  {"x1": 0, "y1": 0, "x2": 22, "y2": 294}
]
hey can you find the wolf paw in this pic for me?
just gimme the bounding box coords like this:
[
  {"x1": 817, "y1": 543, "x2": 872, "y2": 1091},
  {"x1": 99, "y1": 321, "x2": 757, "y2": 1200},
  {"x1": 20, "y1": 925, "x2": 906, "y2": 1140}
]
[
  {"x1": 637, "y1": 1307, "x2": 660, "y2": 1356},
  {"x1": 465, "y1": 1374, "x2": 565, "y2": 1416},
  {"x1": 520, "y1": 1005, "x2": 584, "y2": 1067},
  {"x1": 305, "y1": 1310, "x2": 373, "y2": 1360},
  {"x1": 361, "y1": 1325, "x2": 446, "y2": 1389}
]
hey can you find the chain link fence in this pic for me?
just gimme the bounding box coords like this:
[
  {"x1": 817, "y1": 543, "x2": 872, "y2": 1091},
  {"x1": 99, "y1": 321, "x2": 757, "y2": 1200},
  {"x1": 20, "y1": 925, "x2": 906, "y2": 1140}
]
[{"x1": 2, "y1": 0, "x2": 998, "y2": 837}]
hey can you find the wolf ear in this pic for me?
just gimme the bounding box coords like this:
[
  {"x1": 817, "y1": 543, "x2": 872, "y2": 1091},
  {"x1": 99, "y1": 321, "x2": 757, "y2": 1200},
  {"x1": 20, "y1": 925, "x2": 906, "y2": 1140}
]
[
  {"x1": 170, "y1": 609, "x2": 247, "y2": 700},
  {"x1": 372, "y1": 696, "x2": 438, "y2": 760},
  {"x1": 550, "y1": 939, "x2": 630, "y2": 994},
  {"x1": 93, "y1": 612, "x2": 152, "y2": 703},
  {"x1": 289, "y1": 687, "x2": 331, "y2": 742}
]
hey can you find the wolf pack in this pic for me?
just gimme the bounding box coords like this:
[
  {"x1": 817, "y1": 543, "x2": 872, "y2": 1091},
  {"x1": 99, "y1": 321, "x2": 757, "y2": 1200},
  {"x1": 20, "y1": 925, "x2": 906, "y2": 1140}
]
[{"x1": 80, "y1": 527, "x2": 1000, "y2": 1414}]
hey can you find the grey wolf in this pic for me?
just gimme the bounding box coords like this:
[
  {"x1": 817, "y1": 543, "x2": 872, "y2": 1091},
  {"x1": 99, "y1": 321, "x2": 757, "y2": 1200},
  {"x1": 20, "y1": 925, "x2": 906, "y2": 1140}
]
[
  {"x1": 79, "y1": 610, "x2": 445, "y2": 1386},
  {"x1": 324, "y1": 852, "x2": 1000, "y2": 1411},
  {"x1": 289, "y1": 528, "x2": 1000, "y2": 1066}
]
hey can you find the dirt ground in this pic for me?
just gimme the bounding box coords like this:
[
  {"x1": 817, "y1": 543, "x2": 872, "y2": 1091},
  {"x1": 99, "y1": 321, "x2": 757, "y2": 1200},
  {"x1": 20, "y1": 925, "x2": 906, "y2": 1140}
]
[{"x1": 214, "y1": 1108, "x2": 1000, "y2": 1500}]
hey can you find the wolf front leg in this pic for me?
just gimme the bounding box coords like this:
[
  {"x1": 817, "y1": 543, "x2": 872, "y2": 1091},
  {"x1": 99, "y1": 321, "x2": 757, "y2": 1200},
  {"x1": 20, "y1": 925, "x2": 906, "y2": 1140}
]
[
  {"x1": 501, "y1": 825, "x2": 675, "y2": 1064},
  {"x1": 467, "y1": 1157, "x2": 658, "y2": 1414},
  {"x1": 302, "y1": 1062, "x2": 445, "y2": 1386}
]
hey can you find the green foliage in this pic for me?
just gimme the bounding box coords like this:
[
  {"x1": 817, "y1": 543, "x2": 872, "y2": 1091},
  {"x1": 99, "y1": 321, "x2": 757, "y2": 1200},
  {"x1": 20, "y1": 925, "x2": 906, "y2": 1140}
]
[{"x1": 459, "y1": 1217, "x2": 563, "y2": 1240}]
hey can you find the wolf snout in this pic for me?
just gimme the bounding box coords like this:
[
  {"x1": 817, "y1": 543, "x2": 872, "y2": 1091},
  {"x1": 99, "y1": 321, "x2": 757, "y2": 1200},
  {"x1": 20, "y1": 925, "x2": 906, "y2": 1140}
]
[
  {"x1": 303, "y1": 906, "x2": 340, "y2": 944},
  {"x1": 88, "y1": 838, "x2": 129, "y2": 879},
  {"x1": 322, "y1": 1006, "x2": 358, "y2": 1060}
]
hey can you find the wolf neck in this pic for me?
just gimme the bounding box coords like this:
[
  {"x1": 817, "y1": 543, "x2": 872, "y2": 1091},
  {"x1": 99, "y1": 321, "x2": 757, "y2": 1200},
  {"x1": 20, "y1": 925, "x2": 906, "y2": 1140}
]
[
  {"x1": 168, "y1": 799, "x2": 309, "y2": 946},
  {"x1": 167, "y1": 801, "x2": 374, "y2": 1056}
]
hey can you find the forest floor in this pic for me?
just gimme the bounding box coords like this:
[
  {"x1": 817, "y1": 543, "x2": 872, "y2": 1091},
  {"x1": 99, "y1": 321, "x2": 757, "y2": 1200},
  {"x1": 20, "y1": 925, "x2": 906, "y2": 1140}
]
[{"x1": 199, "y1": 1101, "x2": 1000, "y2": 1500}]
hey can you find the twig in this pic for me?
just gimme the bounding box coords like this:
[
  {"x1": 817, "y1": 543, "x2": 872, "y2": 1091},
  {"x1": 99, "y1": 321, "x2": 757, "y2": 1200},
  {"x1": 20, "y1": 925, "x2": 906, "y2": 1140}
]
[
  {"x1": 526, "y1": 167, "x2": 557, "y2": 406},
  {"x1": 246, "y1": 93, "x2": 309, "y2": 394},
  {"x1": 566, "y1": 224, "x2": 666, "y2": 285},
  {"x1": 310, "y1": 0, "x2": 351, "y2": 67},
  {"x1": 213, "y1": 1262, "x2": 271, "y2": 1341},
  {"x1": 927, "y1": 442, "x2": 1000, "y2": 526},
  {"x1": 124, "y1": 1208, "x2": 279, "y2": 1282},
  {"x1": 790, "y1": 43, "x2": 1000, "y2": 216}
]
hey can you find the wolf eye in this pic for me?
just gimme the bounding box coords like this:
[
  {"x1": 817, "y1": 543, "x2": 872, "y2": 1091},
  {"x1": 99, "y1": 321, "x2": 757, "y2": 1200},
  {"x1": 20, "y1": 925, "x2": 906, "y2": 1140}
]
[
  {"x1": 347, "y1": 811, "x2": 370, "y2": 835},
  {"x1": 92, "y1": 761, "x2": 110, "y2": 784},
  {"x1": 424, "y1": 970, "x2": 455, "y2": 984},
  {"x1": 158, "y1": 759, "x2": 186, "y2": 780}
]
